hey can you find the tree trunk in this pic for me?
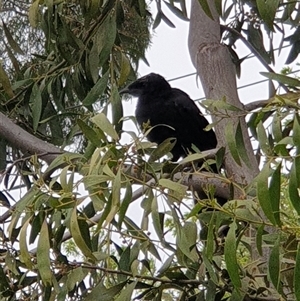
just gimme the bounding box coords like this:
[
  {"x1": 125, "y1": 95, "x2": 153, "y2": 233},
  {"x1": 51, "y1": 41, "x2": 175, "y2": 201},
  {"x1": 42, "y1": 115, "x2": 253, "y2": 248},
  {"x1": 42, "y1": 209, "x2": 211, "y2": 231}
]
[{"x1": 188, "y1": 0, "x2": 259, "y2": 194}]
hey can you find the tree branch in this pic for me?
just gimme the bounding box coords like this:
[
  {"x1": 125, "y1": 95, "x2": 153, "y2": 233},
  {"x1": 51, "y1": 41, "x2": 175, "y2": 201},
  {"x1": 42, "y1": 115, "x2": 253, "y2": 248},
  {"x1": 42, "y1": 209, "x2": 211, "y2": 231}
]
[
  {"x1": 244, "y1": 91, "x2": 300, "y2": 111},
  {"x1": 0, "y1": 112, "x2": 62, "y2": 164}
]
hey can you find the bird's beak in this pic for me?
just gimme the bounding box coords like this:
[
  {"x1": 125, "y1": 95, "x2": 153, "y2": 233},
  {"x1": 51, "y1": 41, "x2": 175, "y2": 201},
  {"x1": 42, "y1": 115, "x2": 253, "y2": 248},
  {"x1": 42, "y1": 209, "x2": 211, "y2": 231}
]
[{"x1": 119, "y1": 87, "x2": 130, "y2": 95}]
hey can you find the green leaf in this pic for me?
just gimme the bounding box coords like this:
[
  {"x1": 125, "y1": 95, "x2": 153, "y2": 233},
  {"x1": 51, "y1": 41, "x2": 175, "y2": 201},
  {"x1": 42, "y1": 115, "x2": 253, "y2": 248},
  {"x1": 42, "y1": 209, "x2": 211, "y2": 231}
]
[
  {"x1": 37, "y1": 220, "x2": 52, "y2": 286},
  {"x1": 91, "y1": 113, "x2": 119, "y2": 140},
  {"x1": 19, "y1": 217, "x2": 33, "y2": 269},
  {"x1": 85, "y1": 282, "x2": 125, "y2": 301},
  {"x1": 70, "y1": 208, "x2": 96, "y2": 261},
  {"x1": 288, "y1": 156, "x2": 300, "y2": 215},
  {"x1": 112, "y1": 168, "x2": 121, "y2": 207},
  {"x1": 225, "y1": 120, "x2": 241, "y2": 166},
  {"x1": 2, "y1": 21, "x2": 24, "y2": 54},
  {"x1": 268, "y1": 235, "x2": 282, "y2": 293},
  {"x1": 256, "y1": 0, "x2": 279, "y2": 31},
  {"x1": 260, "y1": 72, "x2": 300, "y2": 87},
  {"x1": 115, "y1": 281, "x2": 136, "y2": 301},
  {"x1": 257, "y1": 121, "x2": 272, "y2": 155},
  {"x1": 0, "y1": 63, "x2": 14, "y2": 98},
  {"x1": 0, "y1": 266, "x2": 10, "y2": 293},
  {"x1": 224, "y1": 222, "x2": 241, "y2": 289},
  {"x1": 118, "y1": 245, "x2": 131, "y2": 276},
  {"x1": 8, "y1": 187, "x2": 41, "y2": 239},
  {"x1": 82, "y1": 71, "x2": 109, "y2": 106},
  {"x1": 45, "y1": 153, "x2": 84, "y2": 175},
  {"x1": 272, "y1": 112, "x2": 283, "y2": 142},
  {"x1": 205, "y1": 213, "x2": 216, "y2": 260},
  {"x1": 98, "y1": 13, "x2": 117, "y2": 67},
  {"x1": 149, "y1": 138, "x2": 176, "y2": 162},
  {"x1": 110, "y1": 84, "x2": 123, "y2": 134},
  {"x1": 197, "y1": 0, "x2": 213, "y2": 19},
  {"x1": 295, "y1": 242, "x2": 300, "y2": 301},
  {"x1": 77, "y1": 119, "x2": 102, "y2": 146},
  {"x1": 257, "y1": 162, "x2": 277, "y2": 225},
  {"x1": 118, "y1": 52, "x2": 131, "y2": 86},
  {"x1": 206, "y1": 279, "x2": 217, "y2": 301},
  {"x1": 28, "y1": 0, "x2": 41, "y2": 27},
  {"x1": 202, "y1": 99, "x2": 241, "y2": 111},
  {"x1": 157, "y1": 254, "x2": 174, "y2": 275},
  {"x1": 256, "y1": 224, "x2": 264, "y2": 256},
  {"x1": 153, "y1": 11, "x2": 162, "y2": 29},
  {"x1": 66, "y1": 267, "x2": 86, "y2": 291},
  {"x1": 269, "y1": 163, "x2": 281, "y2": 226},
  {"x1": 151, "y1": 198, "x2": 164, "y2": 240},
  {"x1": 158, "y1": 178, "x2": 187, "y2": 200},
  {"x1": 118, "y1": 181, "x2": 132, "y2": 228},
  {"x1": 161, "y1": 12, "x2": 175, "y2": 28},
  {"x1": 176, "y1": 222, "x2": 198, "y2": 262},
  {"x1": 202, "y1": 254, "x2": 218, "y2": 284},
  {"x1": 293, "y1": 114, "x2": 300, "y2": 151},
  {"x1": 163, "y1": 1, "x2": 189, "y2": 21},
  {"x1": 179, "y1": 152, "x2": 207, "y2": 165},
  {"x1": 30, "y1": 83, "x2": 42, "y2": 132},
  {"x1": 214, "y1": 0, "x2": 222, "y2": 16},
  {"x1": 235, "y1": 121, "x2": 251, "y2": 168}
]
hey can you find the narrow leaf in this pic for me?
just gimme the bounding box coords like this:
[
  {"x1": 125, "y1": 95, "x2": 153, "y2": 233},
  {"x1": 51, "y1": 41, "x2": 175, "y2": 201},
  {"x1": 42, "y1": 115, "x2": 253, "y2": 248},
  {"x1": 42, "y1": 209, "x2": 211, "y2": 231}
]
[
  {"x1": 158, "y1": 178, "x2": 187, "y2": 199},
  {"x1": 269, "y1": 163, "x2": 281, "y2": 226},
  {"x1": 0, "y1": 63, "x2": 14, "y2": 98},
  {"x1": 110, "y1": 84, "x2": 123, "y2": 134},
  {"x1": 163, "y1": 1, "x2": 189, "y2": 21},
  {"x1": 198, "y1": 0, "x2": 213, "y2": 19},
  {"x1": 151, "y1": 197, "x2": 164, "y2": 240},
  {"x1": 70, "y1": 208, "x2": 96, "y2": 260},
  {"x1": 257, "y1": 163, "x2": 277, "y2": 225},
  {"x1": 256, "y1": 224, "x2": 264, "y2": 256},
  {"x1": 28, "y1": 0, "x2": 40, "y2": 27},
  {"x1": 91, "y1": 113, "x2": 119, "y2": 140},
  {"x1": 30, "y1": 83, "x2": 42, "y2": 132},
  {"x1": 37, "y1": 220, "x2": 52, "y2": 286},
  {"x1": 77, "y1": 119, "x2": 102, "y2": 146},
  {"x1": 288, "y1": 156, "x2": 300, "y2": 215},
  {"x1": 2, "y1": 21, "x2": 24, "y2": 54},
  {"x1": 225, "y1": 121, "x2": 241, "y2": 165},
  {"x1": 261, "y1": 72, "x2": 300, "y2": 87},
  {"x1": 256, "y1": 0, "x2": 279, "y2": 31},
  {"x1": 115, "y1": 281, "x2": 136, "y2": 301},
  {"x1": 224, "y1": 222, "x2": 241, "y2": 288},
  {"x1": 235, "y1": 121, "x2": 251, "y2": 168},
  {"x1": 149, "y1": 138, "x2": 176, "y2": 162},
  {"x1": 293, "y1": 114, "x2": 300, "y2": 151},
  {"x1": 257, "y1": 121, "x2": 272, "y2": 155},
  {"x1": 268, "y1": 235, "x2": 282, "y2": 292},
  {"x1": 118, "y1": 52, "x2": 131, "y2": 86},
  {"x1": 19, "y1": 217, "x2": 33, "y2": 269},
  {"x1": 82, "y1": 71, "x2": 109, "y2": 106}
]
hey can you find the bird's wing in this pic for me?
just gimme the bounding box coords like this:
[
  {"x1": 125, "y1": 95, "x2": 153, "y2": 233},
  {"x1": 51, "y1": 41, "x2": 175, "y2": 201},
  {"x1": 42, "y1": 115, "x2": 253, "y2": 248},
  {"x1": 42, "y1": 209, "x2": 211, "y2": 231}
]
[{"x1": 169, "y1": 88, "x2": 217, "y2": 151}]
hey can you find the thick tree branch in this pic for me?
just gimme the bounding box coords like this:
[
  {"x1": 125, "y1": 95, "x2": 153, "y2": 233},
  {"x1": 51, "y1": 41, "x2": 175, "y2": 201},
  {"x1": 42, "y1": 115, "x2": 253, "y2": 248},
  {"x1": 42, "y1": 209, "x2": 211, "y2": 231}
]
[
  {"x1": 0, "y1": 112, "x2": 62, "y2": 164},
  {"x1": 172, "y1": 171, "x2": 230, "y2": 200},
  {"x1": 188, "y1": 0, "x2": 259, "y2": 192}
]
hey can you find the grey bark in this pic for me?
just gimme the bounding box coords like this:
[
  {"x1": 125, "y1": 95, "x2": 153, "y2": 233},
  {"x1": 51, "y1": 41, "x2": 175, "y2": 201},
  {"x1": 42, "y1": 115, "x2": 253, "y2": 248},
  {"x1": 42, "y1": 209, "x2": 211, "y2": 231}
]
[{"x1": 0, "y1": 111, "x2": 62, "y2": 164}]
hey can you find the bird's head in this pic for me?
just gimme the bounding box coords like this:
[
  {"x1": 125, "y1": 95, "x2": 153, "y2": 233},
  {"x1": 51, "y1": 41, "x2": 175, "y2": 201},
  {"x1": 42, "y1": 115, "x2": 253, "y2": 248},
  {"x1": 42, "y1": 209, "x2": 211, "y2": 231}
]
[{"x1": 120, "y1": 73, "x2": 171, "y2": 97}]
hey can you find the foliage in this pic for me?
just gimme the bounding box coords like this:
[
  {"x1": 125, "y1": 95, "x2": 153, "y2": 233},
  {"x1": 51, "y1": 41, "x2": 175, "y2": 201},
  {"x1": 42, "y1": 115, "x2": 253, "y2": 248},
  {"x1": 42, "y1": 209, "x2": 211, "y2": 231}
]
[{"x1": 1, "y1": 0, "x2": 300, "y2": 301}]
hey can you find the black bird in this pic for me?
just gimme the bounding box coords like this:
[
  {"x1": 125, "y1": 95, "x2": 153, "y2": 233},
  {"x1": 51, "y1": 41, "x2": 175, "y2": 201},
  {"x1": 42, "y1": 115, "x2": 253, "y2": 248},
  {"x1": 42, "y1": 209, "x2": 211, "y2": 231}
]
[{"x1": 121, "y1": 73, "x2": 218, "y2": 162}]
